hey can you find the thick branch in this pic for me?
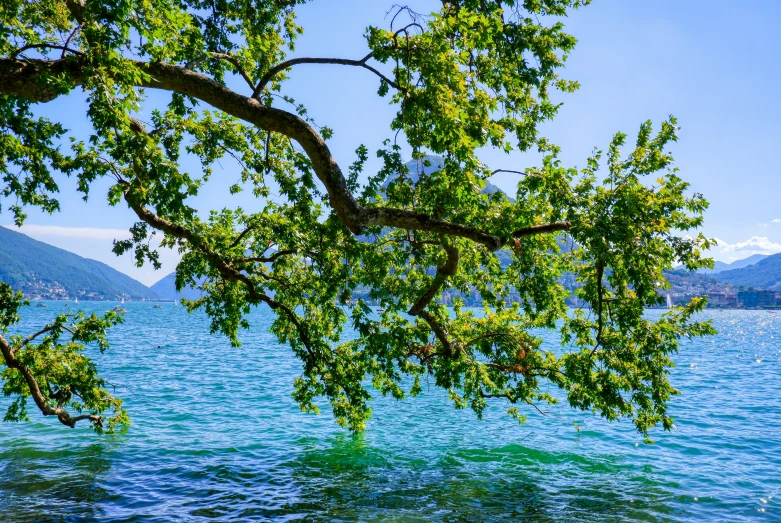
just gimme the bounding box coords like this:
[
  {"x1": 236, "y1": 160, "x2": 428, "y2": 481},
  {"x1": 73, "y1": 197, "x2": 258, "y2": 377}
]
[
  {"x1": 408, "y1": 242, "x2": 460, "y2": 357},
  {"x1": 408, "y1": 242, "x2": 459, "y2": 315},
  {"x1": 366, "y1": 207, "x2": 504, "y2": 250},
  {"x1": 65, "y1": 0, "x2": 86, "y2": 24},
  {"x1": 417, "y1": 311, "x2": 456, "y2": 357},
  {"x1": 0, "y1": 58, "x2": 568, "y2": 251},
  {"x1": 511, "y1": 221, "x2": 570, "y2": 239}
]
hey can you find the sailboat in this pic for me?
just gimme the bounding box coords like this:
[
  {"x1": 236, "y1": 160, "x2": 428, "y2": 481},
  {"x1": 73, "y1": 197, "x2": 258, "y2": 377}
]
[
  {"x1": 74, "y1": 297, "x2": 78, "y2": 304},
  {"x1": 113, "y1": 296, "x2": 127, "y2": 314}
]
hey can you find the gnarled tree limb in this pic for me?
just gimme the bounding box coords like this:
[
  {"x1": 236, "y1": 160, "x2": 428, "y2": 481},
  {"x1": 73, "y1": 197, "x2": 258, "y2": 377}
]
[
  {"x1": 0, "y1": 333, "x2": 102, "y2": 428},
  {"x1": 0, "y1": 58, "x2": 569, "y2": 252}
]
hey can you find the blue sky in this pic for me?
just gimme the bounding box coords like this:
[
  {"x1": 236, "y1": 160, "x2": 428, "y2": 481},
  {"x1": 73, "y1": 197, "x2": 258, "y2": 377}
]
[{"x1": 3, "y1": 0, "x2": 781, "y2": 285}]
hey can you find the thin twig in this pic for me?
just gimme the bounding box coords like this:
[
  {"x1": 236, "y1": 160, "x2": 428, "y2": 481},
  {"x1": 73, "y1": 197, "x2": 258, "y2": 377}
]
[
  {"x1": 13, "y1": 44, "x2": 84, "y2": 58},
  {"x1": 253, "y1": 54, "x2": 402, "y2": 98}
]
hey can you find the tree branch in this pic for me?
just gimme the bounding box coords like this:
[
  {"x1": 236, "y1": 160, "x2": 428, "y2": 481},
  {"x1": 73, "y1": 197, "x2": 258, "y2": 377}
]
[
  {"x1": 185, "y1": 52, "x2": 256, "y2": 92},
  {"x1": 0, "y1": 333, "x2": 102, "y2": 428},
  {"x1": 19, "y1": 324, "x2": 59, "y2": 347},
  {"x1": 511, "y1": 221, "x2": 570, "y2": 239},
  {"x1": 229, "y1": 224, "x2": 256, "y2": 249},
  {"x1": 61, "y1": 23, "x2": 84, "y2": 58},
  {"x1": 0, "y1": 58, "x2": 568, "y2": 252},
  {"x1": 418, "y1": 310, "x2": 457, "y2": 357},
  {"x1": 65, "y1": 0, "x2": 86, "y2": 24},
  {"x1": 408, "y1": 241, "x2": 459, "y2": 315},
  {"x1": 12, "y1": 44, "x2": 84, "y2": 58},
  {"x1": 491, "y1": 168, "x2": 527, "y2": 177},
  {"x1": 238, "y1": 249, "x2": 297, "y2": 264},
  {"x1": 408, "y1": 241, "x2": 460, "y2": 357},
  {"x1": 478, "y1": 387, "x2": 546, "y2": 415},
  {"x1": 253, "y1": 53, "x2": 402, "y2": 98},
  {"x1": 123, "y1": 190, "x2": 316, "y2": 357}
]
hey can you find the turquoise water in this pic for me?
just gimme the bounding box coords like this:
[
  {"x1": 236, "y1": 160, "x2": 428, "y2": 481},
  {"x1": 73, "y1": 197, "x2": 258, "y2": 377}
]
[{"x1": 1, "y1": 304, "x2": 779, "y2": 522}]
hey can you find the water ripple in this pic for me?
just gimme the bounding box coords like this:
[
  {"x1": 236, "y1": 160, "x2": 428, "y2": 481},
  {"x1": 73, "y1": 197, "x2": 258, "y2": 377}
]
[{"x1": 0, "y1": 305, "x2": 779, "y2": 521}]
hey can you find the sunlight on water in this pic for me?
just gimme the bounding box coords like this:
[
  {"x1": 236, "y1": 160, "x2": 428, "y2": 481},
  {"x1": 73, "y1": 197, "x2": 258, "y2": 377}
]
[{"x1": 1, "y1": 304, "x2": 780, "y2": 521}]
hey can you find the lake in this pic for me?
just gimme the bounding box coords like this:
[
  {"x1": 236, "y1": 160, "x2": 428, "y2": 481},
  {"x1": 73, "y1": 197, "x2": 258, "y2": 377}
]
[{"x1": 1, "y1": 304, "x2": 779, "y2": 521}]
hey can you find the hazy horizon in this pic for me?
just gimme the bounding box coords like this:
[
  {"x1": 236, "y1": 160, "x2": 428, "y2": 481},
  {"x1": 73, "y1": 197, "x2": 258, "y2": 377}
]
[{"x1": 1, "y1": 223, "x2": 773, "y2": 288}]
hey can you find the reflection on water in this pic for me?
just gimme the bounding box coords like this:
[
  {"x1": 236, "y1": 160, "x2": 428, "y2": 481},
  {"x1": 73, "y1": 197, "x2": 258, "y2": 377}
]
[
  {"x1": 0, "y1": 436, "x2": 680, "y2": 522},
  {"x1": 281, "y1": 436, "x2": 681, "y2": 522},
  {"x1": 0, "y1": 305, "x2": 779, "y2": 521}
]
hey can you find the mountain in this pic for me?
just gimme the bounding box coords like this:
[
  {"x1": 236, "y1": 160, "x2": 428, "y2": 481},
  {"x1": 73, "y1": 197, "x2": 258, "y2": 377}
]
[
  {"x1": 710, "y1": 253, "x2": 781, "y2": 289},
  {"x1": 0, "y1": 226, "x2": 159, "y2": 300},
  {"x1": 382, "y1": 155, "x2": 513, "y2": 202},
  {"x1": 699, "y1": 253, "x2": 768, "y2": 274},
  {"x1": 150, "y1": 272, "x2": 204, "y2": 301}
]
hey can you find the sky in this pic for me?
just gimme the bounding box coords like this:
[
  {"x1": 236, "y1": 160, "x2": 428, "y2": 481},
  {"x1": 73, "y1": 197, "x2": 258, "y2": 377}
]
[{"x1": 3, "y1": 0, "x2": 781, "y2": 285}]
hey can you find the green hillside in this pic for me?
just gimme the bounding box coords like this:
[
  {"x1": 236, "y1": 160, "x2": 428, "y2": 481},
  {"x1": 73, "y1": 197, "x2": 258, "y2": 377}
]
[
  {"x1": 0, "y1": 226, "x2": 159, "y2": 300},
  {"x1": 711, "y1": 253, "x2": 781, "y2": 289}
]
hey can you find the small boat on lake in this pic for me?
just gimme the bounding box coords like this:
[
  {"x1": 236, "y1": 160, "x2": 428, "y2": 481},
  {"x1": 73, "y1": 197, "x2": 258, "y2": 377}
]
[
  {"x1": 113, "y1": 306, "x2": 126, "y2": 314},
  {"x1": 36, "y1": 303, "x2": 47, "y2": 307}
]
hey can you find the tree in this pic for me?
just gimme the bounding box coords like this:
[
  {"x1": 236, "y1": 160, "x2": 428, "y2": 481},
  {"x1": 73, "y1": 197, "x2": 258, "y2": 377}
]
[{"x1": 0, "y1": 0, "x2": 714, "y2": 440}]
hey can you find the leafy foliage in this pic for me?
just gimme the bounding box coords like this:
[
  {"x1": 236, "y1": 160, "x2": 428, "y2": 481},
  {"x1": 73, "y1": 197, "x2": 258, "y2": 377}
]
[
  {"x1": 0, "y1": 283, "x2": 127, "y2": 432},
  {"x1": 0, "y1": 0, "x2": 714, "y2": 439}
]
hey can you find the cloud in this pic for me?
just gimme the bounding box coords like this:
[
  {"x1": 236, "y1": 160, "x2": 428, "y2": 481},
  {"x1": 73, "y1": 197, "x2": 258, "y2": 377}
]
[
  {"x1": 773, "y1": 219, "x2": 781, "y2": 224},
  {"x1": 3, "y1": 224, "x2": 130, "y2": 240},
  {"x1": 715, "y1": 236, "x2": 781, "y2": 254}
]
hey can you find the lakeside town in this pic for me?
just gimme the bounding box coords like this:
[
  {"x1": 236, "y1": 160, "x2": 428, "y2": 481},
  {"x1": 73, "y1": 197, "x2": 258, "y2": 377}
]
[
  {"x1": 663, "y1": 270, "x2": 781, "y2": 309},
  {"x1": 355, "y1": 271, "x2": 781, "y2": 310},
  {"x1": 16, "y1": 260, "x2": 781, "y2": 310}
]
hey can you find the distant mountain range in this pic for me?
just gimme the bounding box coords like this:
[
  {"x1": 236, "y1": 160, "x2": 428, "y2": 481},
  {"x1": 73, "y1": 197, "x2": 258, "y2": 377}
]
[
  {"x1": 709, "y1": 253, "x2": 781, "y2": 290},
  {"x1": 667, "y1": 252, "x2": 781, "y2": 291},
  {"x1": 149, "y1": 272, "x2": 204, "y2": 301},
  {"x1": 4, "y1": 161, "x2": 781, "y2": 302},
  {"x1": 699, "y1": 253, "x2": 768, "y2": 274},
  {"x1": 0, "y1": 226, "x2": 158, "y2": 300}
]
